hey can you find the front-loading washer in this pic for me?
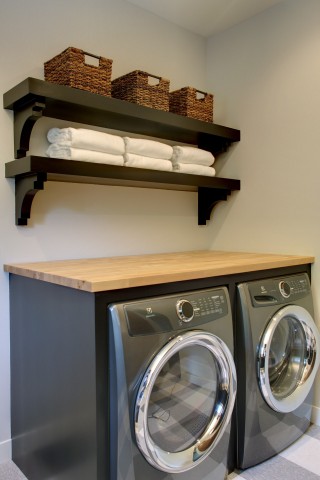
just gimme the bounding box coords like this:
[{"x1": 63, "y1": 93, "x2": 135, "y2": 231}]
[
  {"x1": 107, "y1": 286, "x2": 237, "y2": 480},
  {"x1": 236, "y1": 273, "x2": 320, "y2": 469}
]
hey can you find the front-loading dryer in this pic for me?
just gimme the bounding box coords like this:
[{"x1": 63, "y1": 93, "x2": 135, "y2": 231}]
[
  {"x1": 108, "y1": 287, "x2": 237, "y2": 480},
  {"x1": 236, "y1": 273, "x2": 320, "y2": 469}
]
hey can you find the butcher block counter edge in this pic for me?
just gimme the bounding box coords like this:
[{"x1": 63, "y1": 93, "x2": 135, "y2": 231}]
[{"x1": 4, "y1": 250, "x2": 314, "y2": 293}]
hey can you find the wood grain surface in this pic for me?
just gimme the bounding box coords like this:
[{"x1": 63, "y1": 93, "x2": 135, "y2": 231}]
[{"x1": 4, "y1": 250, "x2": 314, "y2": 293}]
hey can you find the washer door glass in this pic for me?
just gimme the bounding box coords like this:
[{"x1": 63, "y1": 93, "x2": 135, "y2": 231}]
[
  {"x1": 134, "y1": 331, "x2": 236, "y2": 473},
  {"x1": 258, "y1": 305, "x2": 320, "y2": 413}
]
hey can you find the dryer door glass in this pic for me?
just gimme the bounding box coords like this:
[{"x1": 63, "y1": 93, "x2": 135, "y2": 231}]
[
  {"x1": 268, "y1": 316, "x2": 305, "y2": 399},
  {"x1": 134, "y1": 331, "x2": 236, "y2": 473},
  {"x1": 258, "y1": 305, "x2": 320, "y2": 413}
]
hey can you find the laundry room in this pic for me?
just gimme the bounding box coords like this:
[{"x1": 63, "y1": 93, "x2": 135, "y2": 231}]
[{"x1": 0, "y1": 0, "x2": 320, "y2": 479}]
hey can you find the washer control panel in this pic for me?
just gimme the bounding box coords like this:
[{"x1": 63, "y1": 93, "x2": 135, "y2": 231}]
[
  {"x1": 247, "y1": 273, "x2": 311, "y2": 307},
  {"x1": 176, "y1": 292, "x2": 228, "y2": 324},
  {"x1": 122, "y1": 287, "x2": 230, "y2": 336}
]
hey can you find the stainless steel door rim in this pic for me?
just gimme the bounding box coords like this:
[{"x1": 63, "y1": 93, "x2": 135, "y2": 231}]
[
  {"x1": 257, "y1": 305, "x2": 320, "y2": 413},
  {"x1": 134, "y1": 330, "x2": 237, "y2": 473}
]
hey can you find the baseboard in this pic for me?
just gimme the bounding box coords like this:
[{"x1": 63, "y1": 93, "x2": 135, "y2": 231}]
[
  {"x1": 0, "y1": 438, "x2": 11, "y2": 463},
  {"x1": 311, "y1": 405, "x2": 320, "y2": 426}
]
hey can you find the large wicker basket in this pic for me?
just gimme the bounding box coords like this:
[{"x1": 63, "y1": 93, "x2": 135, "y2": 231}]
[
  {"x1": 169, "y1": 87, "x2": 213, "y2": 122},
  {"x1": 112, "y1": 70, "x2": 170, "y2": 111},
  {"x1": 44, "y1": 47, "x2": 113, "y2": 96}
]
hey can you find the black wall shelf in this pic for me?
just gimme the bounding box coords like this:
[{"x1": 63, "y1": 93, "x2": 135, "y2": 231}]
[{"x1": 4, "y1": 77, "x2": 241, "y2": 226}]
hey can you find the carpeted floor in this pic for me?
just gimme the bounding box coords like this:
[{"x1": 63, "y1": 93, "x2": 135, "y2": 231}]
[{"x1": 0, "y1": 424, "x2": 319, "y2": 479}]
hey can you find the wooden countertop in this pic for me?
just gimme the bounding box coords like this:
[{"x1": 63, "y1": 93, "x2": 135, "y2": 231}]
[{"x1": 3, "y1": 250, "x2": 314, "y2": 293}]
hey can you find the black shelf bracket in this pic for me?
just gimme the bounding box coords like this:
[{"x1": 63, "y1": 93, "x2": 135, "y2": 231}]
[
  {"x1": 14, "y1": 100, "x2": 45, "y2": 159},
  {"x1": 15, "y1": 173, "x2": 47, "y2": 225},
  {"x1": 198, "y1": 187, "x2": 231, "y2": 225}
]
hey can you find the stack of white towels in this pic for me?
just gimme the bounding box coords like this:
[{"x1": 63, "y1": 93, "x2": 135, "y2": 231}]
[
  {"x1": 171, "y1": 146, "x2": 215, "y2": 177},
  {"x1": 124, "y1": 137, "x2": 174, "y2": 172},
  {"x1": 46, "y1": 128, "x2": 125, "y2": 166},
  {"x1": 46, "y1": 127, "x2": 215, "y2": 177}
]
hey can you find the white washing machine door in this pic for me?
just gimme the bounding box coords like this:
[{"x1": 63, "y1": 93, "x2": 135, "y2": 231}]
[
  {"x1": 257, "y1": 305, "x2": 320, "y2": 413},
  {"x1": 134, "y1": 330, "x2": 237, "y2": 473}
]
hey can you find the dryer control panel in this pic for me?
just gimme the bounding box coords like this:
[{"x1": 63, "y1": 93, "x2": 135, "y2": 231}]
[
  {"x1": 247, "y1": 273, "x2": 311, "y2": 307},
  {"x1": 122, "y1": 287, "x2": 230, "y2": 336}
]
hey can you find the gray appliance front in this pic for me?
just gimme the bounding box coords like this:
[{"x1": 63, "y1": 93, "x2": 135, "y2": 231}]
[
  {"x1": 246, "y1": 274, "x2": 319, "y2": 413},
  {"x1": 236, "y1": 273, "x2": 320, "y2": 469},
  {"x1": 108, "y1": 287, "x2": 237, "y2": 480}
]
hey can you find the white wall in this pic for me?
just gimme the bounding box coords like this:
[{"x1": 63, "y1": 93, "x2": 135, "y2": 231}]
[
  {"x1": 2, "y1": 0, "x2": 320, "y2": 464},
  {"x1": 0, "y1": 0, "x2": 211, "y2": 461},
  {"x1": 206, "y1": 0, "x2": 320, "y2": 422}
]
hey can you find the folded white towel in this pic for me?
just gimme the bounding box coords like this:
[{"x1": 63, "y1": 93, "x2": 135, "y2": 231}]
[
  {"x1": 124, "y1": 137, "x2": 173, "y2": 160},
  {"x1": 46, "y1": 144, "x2": 124, "y2": 165},
  {"x1": 173, "y1": 163, "x2": 216, "y2": 177},
  {"x1": 124, "y1": 153, "x2": 173, "y2": 172},
  {"x1": 172, "y1": 146, "x2": 215, "y2": 167},
  {"x1": 47, "y1": 128, "x2": 125, "y2": 155}
]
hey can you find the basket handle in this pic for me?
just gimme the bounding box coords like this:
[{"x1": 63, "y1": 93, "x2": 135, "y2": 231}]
[
  {"x1": 82, "y1": 50, "x2": 104, "y2": 68},
  {"x1": 147, "y1": 74, "x2": 162, "y2": 81},
  {"x1": 146, "y1": 73, "x2": 162, "y2": 86},
  {"x1": 83, "y1": 50, "x2": 102, "y2": 60},
  {"x1": 195, "y1": 89, "x2": 208, "y2": 99}
]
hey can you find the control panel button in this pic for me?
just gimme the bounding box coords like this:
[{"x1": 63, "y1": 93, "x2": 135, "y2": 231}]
[
  {"x1": 279, "y1": 281, "x2": 291, "y2": 298},
  {"x1": 176, "y1": 299, "x2": 194, "y2": 323}
]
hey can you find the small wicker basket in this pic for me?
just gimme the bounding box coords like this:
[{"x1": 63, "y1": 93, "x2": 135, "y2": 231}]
[
  {"x1": 111, "y1": 70, "x2": 170, "y2": 111},
  {"x1": 169, "y1": 87, "x2": 214, "y2": 122},
  {"x1": 44, "y1": 47, "x2": 113, "y2": 96}
]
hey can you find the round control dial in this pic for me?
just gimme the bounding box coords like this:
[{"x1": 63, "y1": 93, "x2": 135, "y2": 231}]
[
  {"x1": 279, "y1": 281, "x2": 291, "y2": 298},
  {"x1": 176, "y1": 299, "x2": 194, "y2": 323}
]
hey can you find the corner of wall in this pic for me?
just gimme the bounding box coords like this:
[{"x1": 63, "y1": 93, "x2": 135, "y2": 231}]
[{"x1": 0, "y1": 438, "x2": 12, "y2": 463}]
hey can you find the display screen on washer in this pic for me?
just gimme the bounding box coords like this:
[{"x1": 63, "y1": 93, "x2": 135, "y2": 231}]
[{"x1": 124, "y1": 288, "x2": 229, "y2": 336}]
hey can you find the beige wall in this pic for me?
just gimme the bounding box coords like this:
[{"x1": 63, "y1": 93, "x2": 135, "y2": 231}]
[
  {"x1": 0, "y1": 0, "x2": 210, "y2": 461},
  {"x1": 207, "y1": 0, "x2": 320, "y2": 422},
  {"x1": 1, "y1": 0, "x2": 319, "y2": 463}
]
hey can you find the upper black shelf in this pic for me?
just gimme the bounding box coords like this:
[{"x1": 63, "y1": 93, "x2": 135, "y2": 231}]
[
  {"x1": 3, "y1": 77, "x2": 240, "y2": 158},
  {"x1": 3, "y1": 78, "x2": 240, "y2": 226}
]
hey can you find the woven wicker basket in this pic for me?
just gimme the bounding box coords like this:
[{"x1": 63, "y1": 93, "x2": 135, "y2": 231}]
[
  {"x1": 112, "y1": 70, "x2": 170, "y2": 111},
  {"x1": 44, "y1": 47, "x2": 113, "y2": 96},
  {"x1": 169, "y1": 87, "x2": 213, "y2": 122}
]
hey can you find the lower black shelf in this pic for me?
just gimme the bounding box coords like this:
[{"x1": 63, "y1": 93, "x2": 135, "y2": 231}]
[{"x1": 5, "y1": 156, "x2": 240, "y2": 226}]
